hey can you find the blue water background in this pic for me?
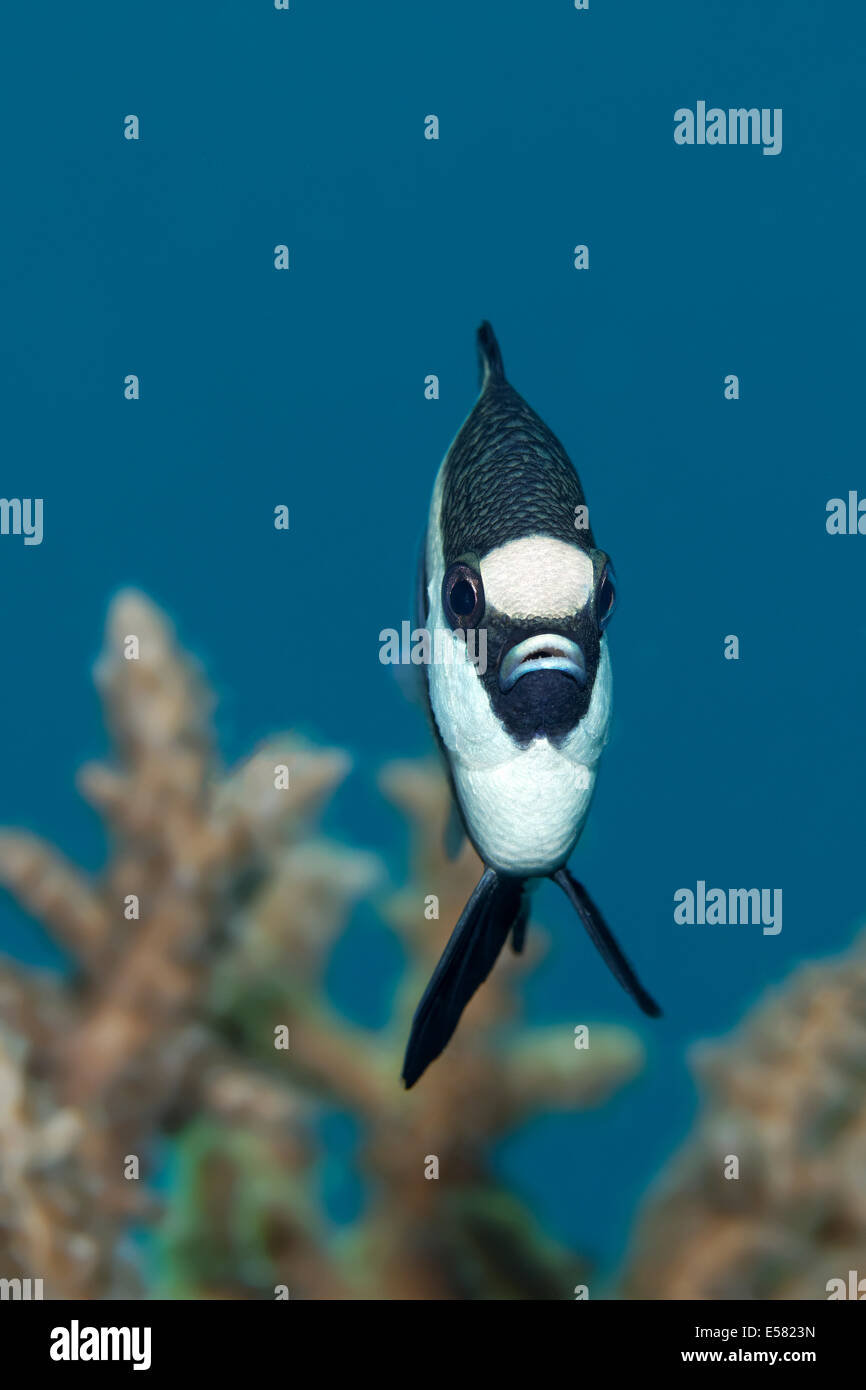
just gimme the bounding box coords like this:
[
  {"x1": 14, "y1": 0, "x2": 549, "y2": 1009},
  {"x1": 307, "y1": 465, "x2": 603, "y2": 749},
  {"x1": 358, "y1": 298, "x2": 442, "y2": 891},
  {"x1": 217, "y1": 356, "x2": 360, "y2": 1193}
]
[{"x1": 1, "y1": 1, "x2": 863, "y2": 1274}]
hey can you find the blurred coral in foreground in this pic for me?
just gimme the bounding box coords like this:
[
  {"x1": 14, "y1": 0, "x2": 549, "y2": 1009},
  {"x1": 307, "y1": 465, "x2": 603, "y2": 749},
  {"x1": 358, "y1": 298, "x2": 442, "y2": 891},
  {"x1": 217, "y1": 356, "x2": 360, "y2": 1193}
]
[
  {"x1": 619, "y1": 938, "x2": 866, "y2": 1300},
  {"x1": 0, "y1": 592, "x2": 643, "y2": 1300}
]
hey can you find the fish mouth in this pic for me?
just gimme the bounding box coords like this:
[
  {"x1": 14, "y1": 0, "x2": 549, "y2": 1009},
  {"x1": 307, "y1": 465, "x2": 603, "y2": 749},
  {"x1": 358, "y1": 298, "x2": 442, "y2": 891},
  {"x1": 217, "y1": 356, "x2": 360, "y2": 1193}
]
[{"x1": 498, "y1": 634, "x2": 586, "y2": 692}]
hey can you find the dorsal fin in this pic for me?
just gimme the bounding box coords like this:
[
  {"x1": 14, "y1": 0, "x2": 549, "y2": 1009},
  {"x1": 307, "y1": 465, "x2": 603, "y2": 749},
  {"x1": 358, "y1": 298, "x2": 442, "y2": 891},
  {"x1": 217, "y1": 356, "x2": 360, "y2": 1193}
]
[{"x1": 477, "y1": 320, "x2": 505, "y2": 389}]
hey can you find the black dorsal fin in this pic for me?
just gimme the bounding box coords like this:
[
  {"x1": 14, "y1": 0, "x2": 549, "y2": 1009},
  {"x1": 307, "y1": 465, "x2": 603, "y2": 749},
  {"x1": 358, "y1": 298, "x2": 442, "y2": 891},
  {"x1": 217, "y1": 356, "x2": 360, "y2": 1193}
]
[{"x1": 477, "y1": 320, "x2": 505, "y2": 389}]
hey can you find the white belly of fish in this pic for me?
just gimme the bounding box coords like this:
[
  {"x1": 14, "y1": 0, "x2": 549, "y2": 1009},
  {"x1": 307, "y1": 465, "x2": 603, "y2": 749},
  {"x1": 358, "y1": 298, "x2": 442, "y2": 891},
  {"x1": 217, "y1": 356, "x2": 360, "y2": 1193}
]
[
  {"x1": 454, "y1": 743, "x2": 596, "y2": 876},
  {"x1": 428, "y1": 627, "x2": 612, "y2": 877}
]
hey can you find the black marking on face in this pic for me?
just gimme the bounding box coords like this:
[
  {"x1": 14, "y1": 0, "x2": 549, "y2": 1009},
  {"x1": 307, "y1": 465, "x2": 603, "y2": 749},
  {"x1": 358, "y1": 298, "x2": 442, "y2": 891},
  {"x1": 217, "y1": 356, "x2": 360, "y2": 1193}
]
[
  {"x1": 439, "y1": 378, "x2": 594, "y2": 566},
  {"x1": 477, "y1": 605, "x2": 602, "y2": 746}
]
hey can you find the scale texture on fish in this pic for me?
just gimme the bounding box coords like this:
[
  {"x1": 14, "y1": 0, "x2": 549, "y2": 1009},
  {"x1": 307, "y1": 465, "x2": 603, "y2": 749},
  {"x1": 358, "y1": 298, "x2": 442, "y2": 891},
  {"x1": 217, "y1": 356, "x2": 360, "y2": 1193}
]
[{"x1": 402, "y1": 321, "x2": 661, "y2": 1088}]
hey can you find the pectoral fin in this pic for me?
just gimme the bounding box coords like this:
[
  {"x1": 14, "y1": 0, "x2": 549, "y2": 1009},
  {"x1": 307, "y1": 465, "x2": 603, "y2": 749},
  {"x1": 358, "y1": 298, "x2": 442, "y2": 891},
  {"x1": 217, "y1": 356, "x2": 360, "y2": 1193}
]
[{"x1": 443, "y1": 798, "x2": 466, "y2": 860}]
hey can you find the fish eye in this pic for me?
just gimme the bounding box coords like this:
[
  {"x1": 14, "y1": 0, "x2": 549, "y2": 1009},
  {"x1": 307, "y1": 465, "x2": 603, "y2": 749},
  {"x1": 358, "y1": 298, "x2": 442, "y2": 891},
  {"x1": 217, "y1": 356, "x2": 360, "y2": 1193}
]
[
  {"x1": 597, "y1": 564, "x2": 616, "y2": 631},
  {"x1": 442, "y1": 562, "x2": 485, "y2": 629}
]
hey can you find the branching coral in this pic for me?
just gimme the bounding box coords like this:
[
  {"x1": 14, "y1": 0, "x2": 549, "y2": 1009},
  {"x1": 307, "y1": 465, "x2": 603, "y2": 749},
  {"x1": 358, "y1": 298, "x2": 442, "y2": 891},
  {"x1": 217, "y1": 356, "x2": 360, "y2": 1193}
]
[
  {"x1": 0, "y1": 591, "x2": 644, "y2": 1301},
  {"x1": 175, "y1": 759, "x2": 644, "y2": 1301},
  {"x1": 618, "y1": 935, "x2": 866, "y2": 1300},
  {"x1": 0, "y1": 591, "x2": 364, "y2": 1298}
]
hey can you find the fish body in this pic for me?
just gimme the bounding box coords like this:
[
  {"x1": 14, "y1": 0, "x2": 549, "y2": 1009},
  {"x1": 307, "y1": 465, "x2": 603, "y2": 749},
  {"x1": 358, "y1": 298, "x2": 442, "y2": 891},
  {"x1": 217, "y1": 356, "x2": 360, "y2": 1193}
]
[{"x1": 403, "y1": 323, "x2": 660, "y2": 1087}]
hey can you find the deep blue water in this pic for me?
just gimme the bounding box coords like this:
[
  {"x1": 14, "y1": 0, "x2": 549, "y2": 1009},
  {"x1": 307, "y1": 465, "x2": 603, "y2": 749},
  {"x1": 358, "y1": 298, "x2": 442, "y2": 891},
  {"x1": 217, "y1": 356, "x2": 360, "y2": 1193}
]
[{"x1": 2, "y1": 1, "x2": 864, "y2": 1275}]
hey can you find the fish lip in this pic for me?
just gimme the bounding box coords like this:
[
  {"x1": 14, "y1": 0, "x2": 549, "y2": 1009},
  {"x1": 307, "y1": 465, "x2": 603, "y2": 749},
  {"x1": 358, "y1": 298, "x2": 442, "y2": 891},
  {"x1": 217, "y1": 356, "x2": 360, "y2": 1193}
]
[{"x1": 498, "y1": 634, "x2": 586, "y2": 692}]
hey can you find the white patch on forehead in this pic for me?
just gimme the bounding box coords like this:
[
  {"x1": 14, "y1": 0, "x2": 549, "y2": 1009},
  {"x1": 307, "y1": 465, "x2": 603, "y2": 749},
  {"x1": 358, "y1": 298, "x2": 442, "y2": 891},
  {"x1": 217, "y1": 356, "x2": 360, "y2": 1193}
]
[{"x1": 480, "y1": 536, "x2": 594, "y2": 619}]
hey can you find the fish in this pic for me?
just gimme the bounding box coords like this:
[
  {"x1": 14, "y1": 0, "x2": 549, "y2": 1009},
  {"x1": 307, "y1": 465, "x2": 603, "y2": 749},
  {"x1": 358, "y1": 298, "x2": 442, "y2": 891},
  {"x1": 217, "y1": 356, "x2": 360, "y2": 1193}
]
[{"x1": 402, "y1": 321, "x2": 660, "y2": 1087}]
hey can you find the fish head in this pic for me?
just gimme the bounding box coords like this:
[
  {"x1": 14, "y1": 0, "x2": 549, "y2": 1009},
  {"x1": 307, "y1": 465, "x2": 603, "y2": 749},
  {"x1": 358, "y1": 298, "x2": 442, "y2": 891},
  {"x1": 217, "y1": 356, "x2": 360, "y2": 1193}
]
[{"x1": 440, "y1": 534, "x2": 615, "y2": 746}]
